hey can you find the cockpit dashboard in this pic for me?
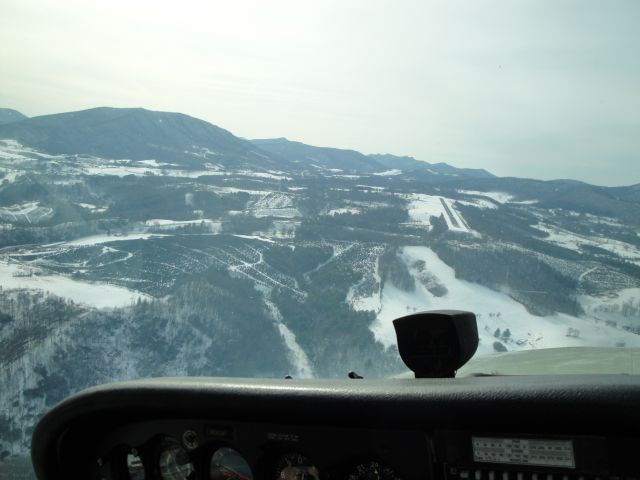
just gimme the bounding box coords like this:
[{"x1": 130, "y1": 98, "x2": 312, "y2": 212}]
[{"x1": 31, "y1": 375, "x2": 640, "y2": 480}]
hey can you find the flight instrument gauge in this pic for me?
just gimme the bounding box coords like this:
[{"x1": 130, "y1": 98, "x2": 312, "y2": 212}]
[
  {"x1": 348, "y1": 461, "x2": 400, "y2": 480},
  {"x1": 274, "y1": 453, "x2": 319, "y2": 480},
  {"x1": 210, "y1": 447, "x2": 253, "y2": 480},
  {"x1": 158, "y1": 441, "x2": 195, "y2": 480}
]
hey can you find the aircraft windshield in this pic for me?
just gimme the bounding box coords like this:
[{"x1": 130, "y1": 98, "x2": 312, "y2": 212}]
[{"x1": 1, "y1": 1, "x2": 639, "y2": 477}]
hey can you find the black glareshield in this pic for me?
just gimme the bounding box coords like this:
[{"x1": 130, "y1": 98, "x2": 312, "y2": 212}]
[{"x1": 393, "y1": 310, "x2": 478, "y2": 378}]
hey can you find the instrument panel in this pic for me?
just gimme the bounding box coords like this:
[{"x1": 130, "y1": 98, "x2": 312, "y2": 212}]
[
  {"x1": 31, "y1": 376, "x2": 640, "y2": 480},
  {"x1": 91, "y1": 420, "x2": 432, "y2": 480}
]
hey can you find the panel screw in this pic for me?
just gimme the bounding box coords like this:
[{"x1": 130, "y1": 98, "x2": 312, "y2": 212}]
[{"x1": 183, "y1": 430, "x2": 199, "y2": 450}]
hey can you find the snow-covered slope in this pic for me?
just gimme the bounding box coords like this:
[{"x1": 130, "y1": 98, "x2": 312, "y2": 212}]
[
  {"x1": 0, "y1": 260, "x2": 149, "y2": 308},
  {"x1": 350, "y1": 246, "x2": 640, "y2": 355}
]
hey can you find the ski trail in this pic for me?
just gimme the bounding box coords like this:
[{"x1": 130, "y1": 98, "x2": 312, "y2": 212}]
[
  {"x1": 304, "y1": 242, "x2": 355, "y2": 281},
  {"x1": 579, "y1": 266, "x2": 599, "y2": 282},
  {"x1": 260, "y1": 286, "x2": 313, "y2": 378}
]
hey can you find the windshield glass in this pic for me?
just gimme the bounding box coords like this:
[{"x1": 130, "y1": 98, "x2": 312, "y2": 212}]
[{"x1": 1, "y1": 0, "x2": 639, "y2": 477}]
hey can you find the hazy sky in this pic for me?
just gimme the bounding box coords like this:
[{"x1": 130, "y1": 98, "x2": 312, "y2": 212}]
[{"x1": 1, "y1": 0, "x2": 638, "y2": 186}]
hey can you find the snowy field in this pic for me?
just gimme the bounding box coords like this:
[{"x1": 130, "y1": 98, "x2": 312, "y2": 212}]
[
  {"x1": 534, "y1": 223, "x2": 640, "y2": 265},
  {"x1": 580, "y1": 288, "x2": 640, "y2": 328},
  {"x1": 54, "y1": 232, "x2": 168, "y2": 247},
  {"x1": 458, "y1": 189, "x2": 538, "y2": 206},
  {"x1": 0, "y1": 139, "x2": 65, "y2": 162},
  {"x1": 233, "y1": 234, "x2": 276, "y2": 244},
  {"x1": 249, "y1": 192, "x2": 301, "y2": 218},
  {"x1": 235, "y1": 170, "x2": 292, "y2": 181},
  {"x1": 402, "y1": 193, "x2": 471, "y2": 233},
  {"x1": 0, "y1": 260, "x2": 149, "y2": 308},
  {"x1": 0, "y1": 140, "x2": 292, "y2": 182},
  {"x1": 0, "y1": 202, "x2": 54, "y2": 224},
  {"x1": 455, "y1": 198, "x2": 497, "y2": 210},
  {"x1": 458, "y1": 190, "x2": 514, "y2": 204},
  {"x1": 350, "y1": 246, "x2": 640, "y2": 356},
  {"x1": 0, "y1": 168, "x2": 21, "y2": 184}
]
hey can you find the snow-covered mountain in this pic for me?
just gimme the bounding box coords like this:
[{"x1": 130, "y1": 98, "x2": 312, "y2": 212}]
[
  {"x1": 0, "y1": 107, "x2": 639, "y2": 470},
  {"x1": 0, "y1": 107, "x2": 288, "y2": 171}
]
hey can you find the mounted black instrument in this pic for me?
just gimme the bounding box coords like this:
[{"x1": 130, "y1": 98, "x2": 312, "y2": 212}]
[{"x1": 393, "y1": 310, "x2": 478, "y2": 378}]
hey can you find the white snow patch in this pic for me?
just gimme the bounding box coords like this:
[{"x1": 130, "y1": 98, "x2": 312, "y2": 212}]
[
  {"x1": 185, "y1": 147, "x2": 222, "y2": 159},
  {"x1": 0, "y1": 260, "x2": 150, "y2": 308},
  {"x1": 404, "y1": 194, "x2": 444, "y2": 227},
  {"x1": 237, "y1": 170, "x2": 292, "y2": 181},
  {"x1": 277, "y1": 323, "x2": 313, "y2": 377},
  {"x1": 356, "y1": 185, "x2": 386, "y2": 191},
  {"x1": 456, "y1": 198, "x2": 497, "y2": 210},
  {"x1": 82, "y1": 166, "x2": 158, "y2": 177},
  {"x1": 373, "y1": 169, "x2": 402, "y2": 176},
  {"x1": 82, "y1": 165, "x2": 224, "y2": 178},
  {"x1": 0, "y1": 169, "x2": 21, "y2": 184},
  {"x1": 459, "y1": 190, "x2": 514, "y2": 204},
  {"x1": 209, "y1": 186, "x2": 272, "y2": 196},
  {"x1": 56, "y1": 233, "x2": 168, "y2": 247},
  {"x1": 259, "y1": 286, "x2": 313, "y2": 377},
  {"x1": 327, "y1": 208, "x2": 361, "y2": 216},
  {"x1": 0, "y1": 139, "x2": 63, "y2": 161},
  {"x1": 75, "y1": 202, "x2": 108, "y2": 213},
  {"x1": 136, "y1": 159, "x2": 177, "y2": 167},
  {"x1": 233, "y1": 234, "x2": 276, "y2": 244},
  {"x1": 332, "y1": 174, "x2": 361, "y2": 179}
]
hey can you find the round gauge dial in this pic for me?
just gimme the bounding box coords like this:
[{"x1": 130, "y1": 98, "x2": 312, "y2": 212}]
[
  {"x1": 210, "y1": 447, "x2": 253, "y2": 480},
  {"x1": 275, "y1": 453, "x2": 319, "y2": 480},
  {"x1": 158, "y1": 442, "x2": 195, "y2": 480},
  {"x1": 348, "y1": 461, "x2": 399, "y2": 480},
  {"x1": 126, "y1": 449, "x2": 145, "y2": 480}
]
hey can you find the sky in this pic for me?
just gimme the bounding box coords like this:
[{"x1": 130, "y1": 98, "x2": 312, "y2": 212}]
[{"x1": 0, "y1": 0, "x2": 638, "y2": 186}]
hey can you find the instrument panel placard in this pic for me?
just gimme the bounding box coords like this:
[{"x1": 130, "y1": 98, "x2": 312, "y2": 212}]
[{"x1": 472, "y1": 437, "x2": 575, "y2": 468}]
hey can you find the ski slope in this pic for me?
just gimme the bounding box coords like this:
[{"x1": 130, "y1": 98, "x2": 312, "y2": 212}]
[{"x1": 351, "y1": 246, "x2": 640, "y2": 356}]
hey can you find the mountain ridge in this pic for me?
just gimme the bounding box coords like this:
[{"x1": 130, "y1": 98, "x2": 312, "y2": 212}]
[
  {"x1": 0, "y1": 106, "x2": 492, "y2": 180},
  {"x1": 0, "y1": 108, "x2": 28, "y2": 125},
  {"x1": 0, "y1": 107, "x2": 286, "y2": 171}
]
